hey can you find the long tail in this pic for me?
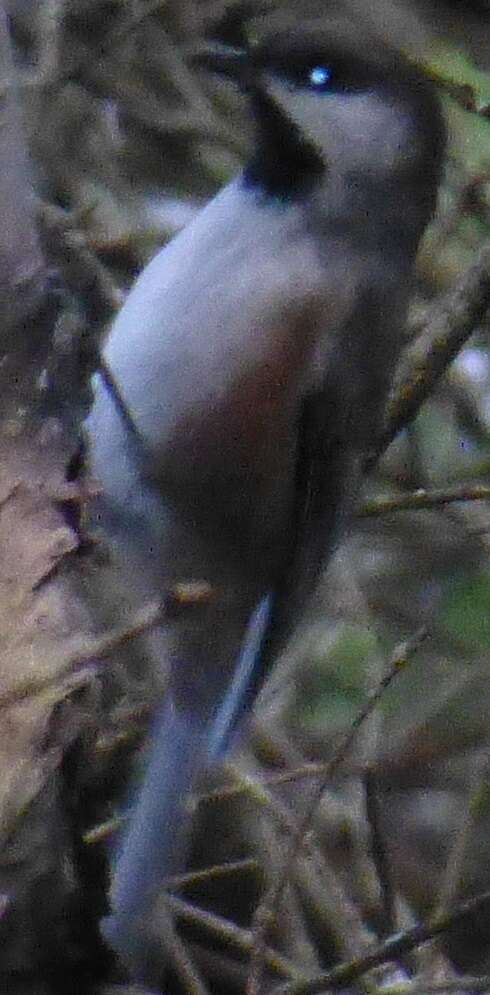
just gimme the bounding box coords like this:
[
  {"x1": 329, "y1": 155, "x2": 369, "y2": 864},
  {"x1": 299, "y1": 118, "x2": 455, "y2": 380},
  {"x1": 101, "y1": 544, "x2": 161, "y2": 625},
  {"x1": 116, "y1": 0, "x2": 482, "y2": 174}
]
[
  {"x1": 102, "y1": 593, "x2": 274, "y2": 985},
  {"x1": 102, "y1": 699, "x2": 209, "y2": 984}
]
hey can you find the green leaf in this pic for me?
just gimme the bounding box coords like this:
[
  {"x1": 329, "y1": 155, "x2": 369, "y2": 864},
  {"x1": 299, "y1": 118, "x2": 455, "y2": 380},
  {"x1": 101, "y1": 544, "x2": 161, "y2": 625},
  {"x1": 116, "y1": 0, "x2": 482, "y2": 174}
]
[{"x1": 441, "y1": 570, "x2": 490, "y2": 652}]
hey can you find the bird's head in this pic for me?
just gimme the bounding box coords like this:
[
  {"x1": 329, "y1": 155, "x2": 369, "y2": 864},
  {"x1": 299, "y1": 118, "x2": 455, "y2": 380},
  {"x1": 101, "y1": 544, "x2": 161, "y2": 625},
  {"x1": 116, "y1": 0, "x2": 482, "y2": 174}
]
[{"x1": 195, "y1": 23, "x2": 446, "y2": 247}]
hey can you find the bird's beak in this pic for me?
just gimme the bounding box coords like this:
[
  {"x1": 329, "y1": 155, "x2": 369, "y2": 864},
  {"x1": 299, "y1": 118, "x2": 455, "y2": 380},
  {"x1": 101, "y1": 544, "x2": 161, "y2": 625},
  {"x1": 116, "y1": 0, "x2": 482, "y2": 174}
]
[{"x1": 191, "y1": 42, "x2": 250, "y2": 85}]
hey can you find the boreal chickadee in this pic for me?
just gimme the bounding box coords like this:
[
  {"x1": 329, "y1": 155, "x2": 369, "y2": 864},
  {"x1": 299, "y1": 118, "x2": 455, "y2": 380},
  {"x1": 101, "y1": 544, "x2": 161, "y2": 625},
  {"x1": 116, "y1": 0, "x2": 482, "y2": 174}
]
[{"x1": 86, "y1": 22, "x2": 446, "y2": 989}]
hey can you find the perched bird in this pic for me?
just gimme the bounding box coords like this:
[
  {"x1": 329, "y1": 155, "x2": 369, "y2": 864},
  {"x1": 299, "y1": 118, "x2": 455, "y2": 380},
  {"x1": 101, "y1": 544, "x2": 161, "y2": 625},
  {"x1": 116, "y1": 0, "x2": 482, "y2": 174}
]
[{"x1": 85, "y1": 21, "x2": 445, "y2": 988}]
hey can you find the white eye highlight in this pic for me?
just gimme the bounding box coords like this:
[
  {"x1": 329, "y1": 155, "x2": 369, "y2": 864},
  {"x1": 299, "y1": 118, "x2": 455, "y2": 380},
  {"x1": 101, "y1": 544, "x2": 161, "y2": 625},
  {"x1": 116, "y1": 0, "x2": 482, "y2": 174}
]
[{"x1": 309, "y1": 65, "x2": 332, "y2": 88}]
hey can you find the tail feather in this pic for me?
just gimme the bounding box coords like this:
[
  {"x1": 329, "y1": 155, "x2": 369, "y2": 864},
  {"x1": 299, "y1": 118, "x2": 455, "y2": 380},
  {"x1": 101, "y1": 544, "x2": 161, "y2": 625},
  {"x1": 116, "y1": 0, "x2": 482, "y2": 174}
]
[
  {"x1": 102, "y1": 699, "x2": 209, "y2": 980},
  {"x1": 102, "y1": 592, "x2": 276, "y2": 983},
  {"x1": 207, "y1": 591, "x2": 273, "y2": 759}
]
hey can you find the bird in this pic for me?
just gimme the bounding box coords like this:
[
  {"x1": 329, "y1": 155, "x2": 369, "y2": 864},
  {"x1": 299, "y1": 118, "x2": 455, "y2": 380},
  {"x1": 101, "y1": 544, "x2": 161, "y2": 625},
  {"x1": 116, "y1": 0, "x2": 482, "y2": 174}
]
[{"x1": 84, "y1": 20, "x2": 445, "y2": 989}]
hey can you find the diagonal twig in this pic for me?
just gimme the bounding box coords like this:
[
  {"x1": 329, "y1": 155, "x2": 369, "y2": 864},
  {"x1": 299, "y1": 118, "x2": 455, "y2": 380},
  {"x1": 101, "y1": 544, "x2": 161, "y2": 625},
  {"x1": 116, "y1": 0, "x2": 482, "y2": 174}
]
[
  {"x1": 246, "y1": 628, "x2": 428, "y2": 995},
  {"x1": 273, "y1": 890, "x2": 490, "y2": 995},
  {"x1": 367, "y1": 245, "x2": 490, "y2": 470}
]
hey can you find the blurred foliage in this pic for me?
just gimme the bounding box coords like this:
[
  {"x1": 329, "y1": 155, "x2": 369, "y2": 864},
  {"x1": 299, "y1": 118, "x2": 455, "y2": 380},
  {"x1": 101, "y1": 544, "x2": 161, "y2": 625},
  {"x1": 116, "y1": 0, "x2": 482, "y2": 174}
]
[
  {"x1": 3, "y1": 0, "x2": 489, "y2": 990},
  {"x1": 424, "y1": 43, "x2": 490, "y2": 283},
  {"x1": 442, "y1": 570, "x2": 490, "y2": 652}
]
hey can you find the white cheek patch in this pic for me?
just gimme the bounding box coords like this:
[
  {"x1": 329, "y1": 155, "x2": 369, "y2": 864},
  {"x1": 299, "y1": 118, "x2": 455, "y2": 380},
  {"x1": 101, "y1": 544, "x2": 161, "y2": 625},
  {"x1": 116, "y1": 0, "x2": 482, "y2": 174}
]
[
  {"x1": 269, "y1": 80, "x2": 417, "y2": 177},
  {"x1": 326, "y1": 93, "x2": 416, "y2": 173}
]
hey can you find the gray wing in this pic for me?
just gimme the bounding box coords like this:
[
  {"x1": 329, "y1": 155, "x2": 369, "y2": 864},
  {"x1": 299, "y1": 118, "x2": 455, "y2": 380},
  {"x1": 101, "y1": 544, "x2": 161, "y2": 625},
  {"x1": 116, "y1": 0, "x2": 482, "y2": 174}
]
[{"x1": 235, "y1": 280, "x2": 409, "y2": 709}]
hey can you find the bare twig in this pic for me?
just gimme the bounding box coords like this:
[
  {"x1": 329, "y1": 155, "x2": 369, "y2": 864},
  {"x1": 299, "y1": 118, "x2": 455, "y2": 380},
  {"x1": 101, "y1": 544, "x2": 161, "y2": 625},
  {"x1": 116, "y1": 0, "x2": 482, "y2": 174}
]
[
  {"x1": 246, "y1": 628, "x2": 427, "y2": 995},
  {"x1": 436, "y1": 753, "x2": 490, "y2": 918},
  {"x1": 168, "y1": 858, "x2": 259, "y2": 891},
  {"x1": 272, "y1": 890, "x2": 490, "y2": 995},
  {"x1": 166, "y1": 893, "x2": 304, "y2": 983},
  {"x1": 251, "y1": 787, "x2": 377, "y2": 966},
  {"x1": 292, "y1": 849, "x2": 377, "y2": 965},
  {"x1": 359, "y1": 483, "x2": 490, "y2": 518},
  {"x1": 367, "y1": 245, "x2": 490, "y2": 469},
  {"x1": 376, "y1": 977, "x2": 490, "y2": 995},
  {"x1": 427, "y1": 67, "x2": 490, "y2": 117},
  {"x1": 0, "y1": 582, "x2": 213, "y2": 710},
  {"x1": 364, "y1": 767, "x2": 397, "y2": 939},
  {"x1": 38, "y1": 202, "x2": 123, "y2": 327},
  {"x1": 156, "y1": 899, "x2": 212, "y2": 995}
]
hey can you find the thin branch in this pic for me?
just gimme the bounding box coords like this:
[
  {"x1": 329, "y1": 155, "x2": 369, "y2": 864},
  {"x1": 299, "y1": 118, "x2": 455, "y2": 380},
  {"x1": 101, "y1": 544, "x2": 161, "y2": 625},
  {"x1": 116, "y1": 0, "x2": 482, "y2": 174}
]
[
  {"x1": 38, "y1": 202, "x2": 123, "y2": 327},
  {"x1": 375, "y1": 977, "x2": 490, "y2": 995},
  {"x1": 272, "y1": 890, "x2": 490, "y2": 995},
  {"x1": 156, "y1": 899, "x2": 212, "y2": 995},
  {"x1": 166, "y1": 893, "x2": 305, "y2": 983},
  {"x1": 436, "y1": 752, "x2": 490, "y2": 918},
  {"x1": 364, "y1": 767, "x2": 397, "y2": 939},
  {"x1": 246, "y1": 628, "x2": 427, "y2": 995},
  {"x1": 168, "y1": 858, "x2": 259, "y2": 891},
  {"x1": 0, "y1": 581, "x2": 213, "y2": 710},
  {"x1": 427, "y1": 66, "x2": 490, "y2": 117},
  {"x1": 367, "y1": 245, "x2": 490, "y2": 469},
  {"x1": 359, "y1": 483, "x2": 490, "y2": 518}
]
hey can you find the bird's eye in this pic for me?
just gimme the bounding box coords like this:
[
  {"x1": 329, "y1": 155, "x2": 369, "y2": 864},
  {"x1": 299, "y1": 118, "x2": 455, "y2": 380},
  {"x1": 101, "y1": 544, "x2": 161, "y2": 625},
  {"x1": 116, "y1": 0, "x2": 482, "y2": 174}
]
[{"x1": 308, "y1": 65, "x2": 333, "y2": 89}]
